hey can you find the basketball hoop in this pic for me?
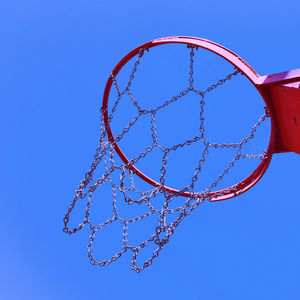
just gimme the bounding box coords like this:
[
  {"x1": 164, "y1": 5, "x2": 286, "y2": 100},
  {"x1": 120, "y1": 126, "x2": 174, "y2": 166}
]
[{"x1": 63, "y1": 36, "x2": 300, "y2": 272}]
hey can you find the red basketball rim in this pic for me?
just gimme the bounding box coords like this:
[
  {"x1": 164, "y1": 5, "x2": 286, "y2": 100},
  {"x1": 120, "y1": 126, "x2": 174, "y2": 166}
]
[{"x1": 102, "y1": 36, "x2": 274, "y2": 201}]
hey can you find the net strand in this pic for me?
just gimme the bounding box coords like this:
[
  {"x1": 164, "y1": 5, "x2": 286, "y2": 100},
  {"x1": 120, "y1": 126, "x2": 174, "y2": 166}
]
[{"x1": 63, "y1": 45, "x2": 269, "y2": 273}]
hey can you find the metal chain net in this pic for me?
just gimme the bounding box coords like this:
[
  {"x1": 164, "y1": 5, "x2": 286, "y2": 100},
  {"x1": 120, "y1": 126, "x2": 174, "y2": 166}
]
[{"x1": 63, "y1": 45, "x2": 269, "y2": 273}]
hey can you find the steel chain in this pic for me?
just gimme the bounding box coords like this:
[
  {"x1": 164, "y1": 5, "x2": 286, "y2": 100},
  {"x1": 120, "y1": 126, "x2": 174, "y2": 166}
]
[{"x1": 63, "y1": 45, "x2": 269, "y2": 272}]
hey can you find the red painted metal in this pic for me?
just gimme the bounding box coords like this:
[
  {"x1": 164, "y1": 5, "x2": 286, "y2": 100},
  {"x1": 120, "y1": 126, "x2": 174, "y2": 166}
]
[
  {"x1": 259, "y1": 82, "x2": 300, "y2": 154},
  {"x1": 102, "y1": 36, "x2": 300, "y2": 202}
]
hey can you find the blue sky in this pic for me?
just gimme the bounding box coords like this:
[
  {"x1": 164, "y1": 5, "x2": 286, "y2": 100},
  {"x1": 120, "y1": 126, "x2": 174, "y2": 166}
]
[{"x1": 1, "y1": 1, "x2": 300, "y2": 299}]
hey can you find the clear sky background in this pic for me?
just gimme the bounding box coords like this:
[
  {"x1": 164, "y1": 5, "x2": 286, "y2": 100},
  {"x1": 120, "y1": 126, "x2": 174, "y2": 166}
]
[{"x1": 1, "y1": 1, "x2": 300, "y2": 299}]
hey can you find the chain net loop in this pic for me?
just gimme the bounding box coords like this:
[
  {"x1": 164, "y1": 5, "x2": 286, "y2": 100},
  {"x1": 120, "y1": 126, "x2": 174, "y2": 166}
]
[{"x1": 63, "y1": 45, "x2": 269, "y2": 273}]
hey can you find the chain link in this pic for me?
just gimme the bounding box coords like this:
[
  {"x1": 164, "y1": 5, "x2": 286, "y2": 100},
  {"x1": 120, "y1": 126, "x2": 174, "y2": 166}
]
[{"x1": 63, "y1": 44, "x2": 269, "y2": 273}]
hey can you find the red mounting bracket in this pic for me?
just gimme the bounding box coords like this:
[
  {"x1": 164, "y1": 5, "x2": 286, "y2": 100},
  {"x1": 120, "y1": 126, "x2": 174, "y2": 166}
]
[{"x1": 257, "y1": 69, "x2": 300, "y2": 155}]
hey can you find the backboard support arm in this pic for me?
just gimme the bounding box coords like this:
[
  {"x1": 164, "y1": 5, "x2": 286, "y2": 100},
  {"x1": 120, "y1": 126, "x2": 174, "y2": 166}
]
[{"x1": 258, "y1": 68, "x2": 300, "y2": 155}]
